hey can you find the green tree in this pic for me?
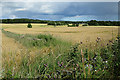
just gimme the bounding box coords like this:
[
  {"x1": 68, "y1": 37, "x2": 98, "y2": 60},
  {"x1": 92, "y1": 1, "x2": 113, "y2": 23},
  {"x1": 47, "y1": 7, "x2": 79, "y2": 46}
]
[
  {"x1": 76, "y1": 23, "x2": 79, "y2": 27},
  {"x1": 27, "y1": 23, "x2": 32, "y2": 28}
]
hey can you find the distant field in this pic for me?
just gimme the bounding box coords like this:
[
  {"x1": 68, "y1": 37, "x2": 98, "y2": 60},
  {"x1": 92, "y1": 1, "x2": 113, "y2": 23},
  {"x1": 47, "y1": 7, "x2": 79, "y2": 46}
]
[{"x1": 2, "y1": 24, "x2": 118, "y2": 44}]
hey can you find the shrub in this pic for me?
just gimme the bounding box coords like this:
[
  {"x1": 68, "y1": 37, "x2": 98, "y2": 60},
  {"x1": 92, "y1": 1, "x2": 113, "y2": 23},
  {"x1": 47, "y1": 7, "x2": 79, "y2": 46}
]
[
  {"x1": 82, "y1": 24, "x2": 88, "y2": 26},
  {"x1": 27, "y1": 23, "x2": 32, "y2": 28},
  {"x1": 68, "y1": 24, "x2": 79, "y2": 27}
]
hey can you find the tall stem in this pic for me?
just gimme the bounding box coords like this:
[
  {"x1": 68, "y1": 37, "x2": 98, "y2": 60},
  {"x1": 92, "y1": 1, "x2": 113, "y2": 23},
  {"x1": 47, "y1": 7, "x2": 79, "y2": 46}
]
[{"x1": 81, "y1": 49, "x2": 86, "y2": 78}]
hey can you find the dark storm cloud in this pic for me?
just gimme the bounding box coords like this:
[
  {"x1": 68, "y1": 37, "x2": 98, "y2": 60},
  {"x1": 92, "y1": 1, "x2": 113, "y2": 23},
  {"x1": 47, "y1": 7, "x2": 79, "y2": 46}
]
[
  {"x1": 59, "y1": 2, "x2": 117, "y2": 16},
  {"x1": 1, "y1": 2, "x2": 118, "y2": 21}
]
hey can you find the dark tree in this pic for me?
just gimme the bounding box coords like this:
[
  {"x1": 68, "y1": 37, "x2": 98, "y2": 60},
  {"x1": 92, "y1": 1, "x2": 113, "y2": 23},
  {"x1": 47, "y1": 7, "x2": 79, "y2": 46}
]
[
  {"x1": 27, "y1": 23, "x2": 32, "y2": 28},
  {"x1": 76, "y1": 23, "x2": 79, "y2": 27}
]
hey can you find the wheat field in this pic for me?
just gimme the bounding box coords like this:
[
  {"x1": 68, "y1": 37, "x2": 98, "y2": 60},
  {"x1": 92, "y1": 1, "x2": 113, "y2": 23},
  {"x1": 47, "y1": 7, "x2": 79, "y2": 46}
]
[{"x1": 2, "y1": 23, "x2": 118, "y2": 43}]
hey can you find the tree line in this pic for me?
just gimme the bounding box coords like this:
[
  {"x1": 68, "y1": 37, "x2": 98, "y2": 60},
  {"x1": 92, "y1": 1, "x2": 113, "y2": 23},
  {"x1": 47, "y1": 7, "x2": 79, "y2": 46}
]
[
  {"x1": 87, "y1": 20, "x2": 120, "y2": 26},
  {"x1": 0, "y1": 19, "x2": 120, "y2": 26}
]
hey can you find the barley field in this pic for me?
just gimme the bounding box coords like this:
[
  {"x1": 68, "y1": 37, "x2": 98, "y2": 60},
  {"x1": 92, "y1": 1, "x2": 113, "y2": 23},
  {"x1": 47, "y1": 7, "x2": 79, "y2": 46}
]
[
  {"x1": 1, "y1": 24, "x2": 119, "y2": 79},
  {"x1": 2, "y1": 24, "x2": 118, "y2": 43}
]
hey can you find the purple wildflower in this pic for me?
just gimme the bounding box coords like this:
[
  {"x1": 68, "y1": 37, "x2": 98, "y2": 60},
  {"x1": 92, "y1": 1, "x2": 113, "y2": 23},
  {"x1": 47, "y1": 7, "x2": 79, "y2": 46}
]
[
  {"x1": 44, "y1": 64, "x2": 47, "y2": 67},
  {"x1": 59, "y1": 64, "x2": 61, "y2": 67},
  {"x1": 61, "y1": 62, "x2": 63, "y2": 66},
  {"x1": 58, "y1": 61, "x2": 60, "y2": 65},
  {"x1": 76, "y1": 64, "x2": 79, "y2": 67},
  {"x1": 97, "y1": 37, "x2": 101, "y2": 40},
  {"x1": 96, "y1": 40, "x2": 98, "y2": 43}
]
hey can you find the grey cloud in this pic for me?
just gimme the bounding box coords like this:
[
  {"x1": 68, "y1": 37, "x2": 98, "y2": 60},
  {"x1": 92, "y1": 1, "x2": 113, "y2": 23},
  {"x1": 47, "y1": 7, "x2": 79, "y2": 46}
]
[{"x1": 1, "y1": 2, "x2": 118, "y2": 21}]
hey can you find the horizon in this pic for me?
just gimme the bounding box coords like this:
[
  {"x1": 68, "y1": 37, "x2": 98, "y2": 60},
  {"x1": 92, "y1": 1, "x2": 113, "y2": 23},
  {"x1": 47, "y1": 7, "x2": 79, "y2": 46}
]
[{"x1": 0, "y1": 18, "x2": 119, "y2": 22}]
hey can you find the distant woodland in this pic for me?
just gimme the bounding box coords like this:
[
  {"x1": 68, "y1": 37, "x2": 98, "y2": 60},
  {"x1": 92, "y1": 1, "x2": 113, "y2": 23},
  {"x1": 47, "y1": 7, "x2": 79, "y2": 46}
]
[{"x1": 0, "y1": 19, "x2": 120, "y2": 26}]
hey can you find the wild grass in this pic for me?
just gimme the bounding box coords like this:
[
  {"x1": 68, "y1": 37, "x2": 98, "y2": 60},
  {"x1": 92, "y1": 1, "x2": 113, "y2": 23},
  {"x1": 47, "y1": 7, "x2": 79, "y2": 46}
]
[
  {"x1": 2, "y1": 29, "x2": 120, "y2": 79},
  {"x1": 2, "y1": 29, "x2": 71, "y2": 49}
]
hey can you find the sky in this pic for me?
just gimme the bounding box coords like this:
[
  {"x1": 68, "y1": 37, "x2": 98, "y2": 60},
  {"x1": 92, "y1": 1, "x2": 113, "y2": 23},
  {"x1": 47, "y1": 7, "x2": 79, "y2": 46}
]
[{"x1": 1, "y1": 2, "x2": 118, "y2": 21}]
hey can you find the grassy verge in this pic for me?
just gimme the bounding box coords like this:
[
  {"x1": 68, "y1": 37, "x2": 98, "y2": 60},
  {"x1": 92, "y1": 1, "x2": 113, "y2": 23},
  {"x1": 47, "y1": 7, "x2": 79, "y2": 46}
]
[
  {"x1": 2, "y1": 29, "x2": 71, "y2": 49},
  {"x1": 2, "y1": 29, "x2": 120, "y2": 79}
]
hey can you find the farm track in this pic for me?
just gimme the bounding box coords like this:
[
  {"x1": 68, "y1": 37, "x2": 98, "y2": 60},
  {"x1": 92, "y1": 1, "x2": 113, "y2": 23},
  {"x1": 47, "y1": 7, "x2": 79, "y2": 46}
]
[
  {"x1": 2, "y1": 32, "x2": 49, "y2": 68},
  {"x1": 2, "y1": 31, "x2": 56, "y2": 57},
  {"x1": 2, "y1": 33, "x2": 25, "y2": 54}
]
